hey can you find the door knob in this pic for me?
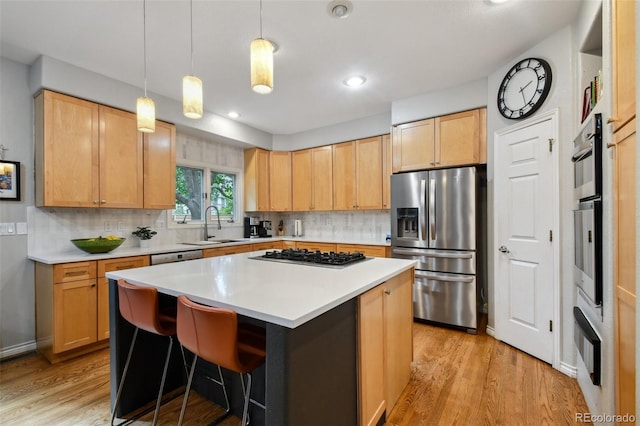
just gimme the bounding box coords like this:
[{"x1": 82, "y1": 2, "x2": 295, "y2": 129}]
[{"x1": 498, "y1": 245, "x2": 510, "y2": 253}]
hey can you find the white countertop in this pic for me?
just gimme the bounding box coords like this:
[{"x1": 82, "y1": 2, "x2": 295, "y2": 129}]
[
  {"x1": 106, "y1": 250, "x2": 415, "y2": 329},
  {"x1": 28, "y1": 236, "x2": 391, "y2": 264}
]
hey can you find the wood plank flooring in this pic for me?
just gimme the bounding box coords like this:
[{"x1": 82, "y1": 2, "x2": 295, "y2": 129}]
[{"x1": 0, "y1": 319, "x2": 590, "y2": 425}]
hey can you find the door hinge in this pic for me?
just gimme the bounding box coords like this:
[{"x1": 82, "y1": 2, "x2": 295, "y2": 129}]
[
  {"x1": 548, "y1": 138, "x2": 554, "y2": 152},
  {"x1": 549, "y1": 320, "x2": 553, "y2": 332},
  {"x1": 549, "y1": 230, "x2": 553, "y2": 242}
]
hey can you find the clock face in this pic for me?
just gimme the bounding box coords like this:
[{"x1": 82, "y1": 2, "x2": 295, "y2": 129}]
[{"x1": 497, "y1": 57, "x2": 552, "y2": 120}]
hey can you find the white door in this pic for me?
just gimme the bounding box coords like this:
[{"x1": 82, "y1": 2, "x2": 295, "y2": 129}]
[{"x1": 494, "y1": 110, "x2": 558, "y2": 365}]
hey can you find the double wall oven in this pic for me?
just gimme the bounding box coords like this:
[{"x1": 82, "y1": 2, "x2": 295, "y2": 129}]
[{"x1": 572, "y1": 113, "x2": 603, "y2": 386}]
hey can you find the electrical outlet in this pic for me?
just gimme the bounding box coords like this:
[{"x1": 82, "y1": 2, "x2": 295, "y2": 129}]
[
  {"x1": 118, "y1": 222, "x2": 125, "y2": 231},
  {"x1": 104, "y1": 222, "x2": 112, "y2": 232},
  {"x1": 155, "y1": 220, "x2": 165, "y2": 229}
]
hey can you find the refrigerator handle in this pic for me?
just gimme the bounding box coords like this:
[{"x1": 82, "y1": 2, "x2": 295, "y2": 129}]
[
  {"x1": 420, "y1": 179, "x2": 427, "y2": 240},
  {"x1": 429, "y1": 178, "x2": 436, "y2": 240},
  {"x1": 415, "y1": 270, "x2": 475, "y2": 283}
]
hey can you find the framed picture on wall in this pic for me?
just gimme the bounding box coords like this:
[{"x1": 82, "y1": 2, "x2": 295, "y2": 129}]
[{"x1": 0, "y1": 160, "x2": 21, "y2": 201}]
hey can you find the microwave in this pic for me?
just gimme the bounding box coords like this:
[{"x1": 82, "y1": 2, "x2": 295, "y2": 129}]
[
  {"x1": 574, "y1": 199, "x2": 602, "y2": 305},
  {"x1": 572, "y1": 113, "x2": 602, "y2": 201}
]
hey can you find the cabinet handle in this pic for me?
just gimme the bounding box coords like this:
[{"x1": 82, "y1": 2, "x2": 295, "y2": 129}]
[
  {"x1": 93, "y1": 200, "x2": 99, "y2": 204},
  {"x1": 101, "y1": 200, "x2": 106, "y2": 204},
  {"x1": 607, "y1": 117, "x2": 619, "y2": 124},
  {"x1": 607, "y1": 142, "x2": 616, "y2": 149},
  {"x1": 384, "y1": 289, "x2": 391, "y2": 295},
  {"x1": 91, "y1": 283, "x2": 96, "y2": 288}
]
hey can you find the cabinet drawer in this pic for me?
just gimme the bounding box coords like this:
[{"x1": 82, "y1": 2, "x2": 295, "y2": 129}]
[
  {"x1": 53, "y1": 261, "x2": 97, "y2": 283},
  {"x1": 98, "y1": 255, "x2": 150, "y2": 276},
  {"x1": 295, "y1": 242, "x2": 337, "y2": 252},
  {"x1": 252, "y1": 241, "x2": 283, "y2": 251},
  {"x1": 337, "y1": 244, "x2": 388, "y2": 258},
  {"x1": 204, "y1": 244, "x2": 253, "y2": 258},
  {"x1": 282, "y1": 240, "x2": 297, "y2": 249}
]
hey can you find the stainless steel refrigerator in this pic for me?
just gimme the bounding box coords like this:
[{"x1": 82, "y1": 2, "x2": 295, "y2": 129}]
[{"x1": 390, "y1": 166, "x2": 483, "y2": 332}]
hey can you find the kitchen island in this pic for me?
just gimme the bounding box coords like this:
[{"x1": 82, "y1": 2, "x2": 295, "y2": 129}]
[{"x1": 106, "y1": 251, "x2": 416, "y2": 425}]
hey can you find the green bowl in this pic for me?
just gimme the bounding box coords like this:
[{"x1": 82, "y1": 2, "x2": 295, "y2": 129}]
[{"x1": 71, "y1": 237, "x2": 126, "y2": 254}]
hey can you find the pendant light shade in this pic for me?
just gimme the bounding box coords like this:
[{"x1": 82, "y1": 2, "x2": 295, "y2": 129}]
[
  {"x1": 183, "y1": 75, "x2": 203, "y2": 118},
  {"x1": 250, "y1": 38, "x2": 273, "y2": 94},
  {"x1": 137, "y1": 96, "x2": 156, "y2": 133}
]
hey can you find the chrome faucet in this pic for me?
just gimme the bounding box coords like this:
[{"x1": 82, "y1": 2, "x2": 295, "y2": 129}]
[{"x1": 204, "y1": 205, "x2": 222, "y2": 240}]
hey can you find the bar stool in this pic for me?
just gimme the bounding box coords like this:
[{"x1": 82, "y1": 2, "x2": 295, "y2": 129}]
[
  {"x1": 111, "y1": 279, "x2": 179, "y2": 426},
  {"x1": 176, "y1": 295, "x2": 266, "y2": 426}
]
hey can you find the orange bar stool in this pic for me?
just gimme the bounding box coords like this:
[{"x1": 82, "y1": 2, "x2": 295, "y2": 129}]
[
  {"x1": 176, "y1": 295, "x2": 266, "y2": 426},
  {"x1": 111, "y1": 279, "x2": 180, "y2": 426}
]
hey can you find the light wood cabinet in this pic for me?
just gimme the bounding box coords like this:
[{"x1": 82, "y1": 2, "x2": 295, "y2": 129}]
[
  {"x1": 382, "y1": 133, "x2": 392, "y2": 209},
  {"x1": 244, "y1": 148, "x2": 270, "y2": 212},
  {"x1": 611, "y1": 0, "x2": 636, "y2": 131},
  {"x1": 203, "y1": 244, "x2": 254, "y2": 258},
  {"x1": 292, "y1": 146, "x2": 334, "y2": 211},
  {"x1": 358, "y1": 268, "x2": 413, "y2": 426},
  {"x1": 143, "y1": 121, "x2": 176, "y2": 209},
  {"x1": 252, "y1": 240, "x2": 283, "y2": 251},
  {"x1": 269, "y1": 151, "x2": 292, "y2": 212},
  {"x1": 613, "y1": 119, "x2": 636, "y2": 417},
  {"x1": 333, "y1": 136, "x2": 383, "y2": 210},
  {"x1": 294, "y1": 241, "x2": 337, "y2": 252},
  {"x1": 36, "y1": 256, "x2": 149, "y2": 363},
  {"x1": 392, "y1": 108, "x2": 486, "y2": 172},
  {"x1": 34, "y1": 90, "x2": 174, "y2": 209},
  {"x1": 336, "y1": 244, "x2": 388, "y2": 258}
]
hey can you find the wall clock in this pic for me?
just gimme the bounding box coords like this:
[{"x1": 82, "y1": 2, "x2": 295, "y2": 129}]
[{"x1": 497, "y1": 57, "x2": 552, "y2": 120}]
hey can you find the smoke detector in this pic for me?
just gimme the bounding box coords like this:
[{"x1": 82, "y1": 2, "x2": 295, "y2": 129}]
[{"x1": 328, "y1": 1, "x2": 353, "y2": 19}]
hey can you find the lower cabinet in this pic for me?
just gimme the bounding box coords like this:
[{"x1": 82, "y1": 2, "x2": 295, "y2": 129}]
[
  {"x1": 358, "y1": 268, "x2": 413, "y2": 426},
  {"x1": 294, "y1": 241, "x2": 337, "y2": 252},
  {"x1": 252, "y1": 240, "x2": 284, "y2": 251},
  {"x1": 35, "y1": 255, "x2": 149, "y2": 363},
  {"x1": 337, "y1": 243, "x2": 389, "y2": 258},
  {"x1": 203, "y1": 244, "x2": 255, "y2": 257}
]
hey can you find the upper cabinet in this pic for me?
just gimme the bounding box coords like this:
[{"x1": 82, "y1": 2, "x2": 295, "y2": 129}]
[
  {"x1": 381, "y1": 134, "x2": 391, "y2": 209},
  {"x1": 292, "y1": 146, "x2": 333, "y2": 211},
  {"x1": 244, "y1": 148, "x2": 270, "y2": 212},
  {"x1": 333, "y1": 136, "x2": 383, "y2": 211},
  {"x1": 611, "y1": 0, "x2": 636, "y2": 132},
  {"x1": 392, "y1": 107, "x2": 486, "y2": 173},
  {"x1": 269, "y1": 151, "x2": 292, "y2": 212},
  {"x1": 34, "y1": 90, "x2": 175, "y2": 209},
  {"x1": 143, "y1": 121, "x2": 176, "y2": 209}
]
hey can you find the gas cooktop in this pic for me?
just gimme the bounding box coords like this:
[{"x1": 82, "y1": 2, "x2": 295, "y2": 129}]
[{"x1": 251, "y1": 248, "x2": 370, "y2": 268}]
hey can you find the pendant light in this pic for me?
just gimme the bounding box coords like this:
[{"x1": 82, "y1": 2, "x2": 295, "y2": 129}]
[
  {"x1": 250, "y1": 0, "x2": 273, "y2": 94},
  {"x1": 183, "y1": 0, "x2": 203, "y2": 118},
  {"x1": 137, "y1": 0, "x2": 155, "y2": 133}
]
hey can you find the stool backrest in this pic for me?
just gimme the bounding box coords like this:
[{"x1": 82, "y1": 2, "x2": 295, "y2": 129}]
[
  {"x1": 177, "y1": 295, "x2": 242, "y2": 372},
  {"x1": 117, "y1": 279, "x2": 172, "y2": 335}
]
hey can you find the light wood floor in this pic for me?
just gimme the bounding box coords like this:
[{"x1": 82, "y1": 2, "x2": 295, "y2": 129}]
[{"x1": 0, "y1": 319, "x2": 589, "y2": 425}]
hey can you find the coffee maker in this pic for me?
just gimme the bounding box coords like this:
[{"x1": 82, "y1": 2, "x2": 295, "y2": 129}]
[
  {"x1": 244, "y1": 216, "x2": 261, "y2": 238},
  {"x1": 259, "y1": 220, "x2": 272, "y2": 238}
]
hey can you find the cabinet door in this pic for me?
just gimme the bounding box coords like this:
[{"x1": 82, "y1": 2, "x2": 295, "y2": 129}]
[
  {"x1": 97, "y1": 278, "x2": 110, "y2": 341},
  {"x1": 613, "y1": 120, "x2": 636, "y2": 416},
  {"x1": 333, "y1": 141, "x2": 356, "y2": 210},
  {"x1": 392, "y1": 118, "x2": 435, "y2": 172},
  {"x1": 99, "y1": 105, "x2": 143, "y2": 208},
  {"x1": 244, "y1": 148, "x2": 270, "y2": 211},
  {"x1": 144, "y1": 121, "x2": 176, "y2": 209},
  {"x1": 435, "y1": 109, "x2": 482, "y2": 167},
  {"x1": 611, "y1": 0, "x2": 636, "y2": 131},
  {"x1": 36, "y1": 90, "x2": 100, "y2": 207},
  {"x1": 383, "y1": 268, "x2": 414, "y2": 409},
  {"x1": 53, "y1": 279, "x2": 98, "y2": 353},
  {"x1": 337, "y1": 244, "x2": 387, "y2": 258},
  {"x1": 312, "y1": 146, "x2": 334, "y2": 211},
  {"x1": 269, "y1": 151, "x2": 292, "y2": 212},
  {"x1": 292, "y1": 149, "x2": 312, "y2": 211},
  {"x1": 381, "y1": 134, "x2": 392, "y2": 209},
  {"x1": 356, "y1": 137, "x2": 383, "y2": 210},
  {"x1": 358, "y1": 286, "x2": 386, "y2": 426}
]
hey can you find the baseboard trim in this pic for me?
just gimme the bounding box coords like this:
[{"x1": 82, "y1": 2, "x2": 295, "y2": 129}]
[
  {"x1": 559, "y1": 361, "x2": 577, "y2": 378},
  {"x1": 485, "y1": 325, "x2": 495, "y2": 337},
  {"x1": 0, "y1": 341, "x2": 36, "y2": 361}
]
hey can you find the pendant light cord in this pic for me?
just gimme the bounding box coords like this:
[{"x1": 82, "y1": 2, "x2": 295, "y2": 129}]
[
  {"x1": 259, "y1": 0, "x2": 263, "y2": 38},
  {"x1": 189, "y1": 0, "x2": 194, "y2": 74},
  {"x1": 143, "y1": 0, "x2": 148, "y2": 97}
]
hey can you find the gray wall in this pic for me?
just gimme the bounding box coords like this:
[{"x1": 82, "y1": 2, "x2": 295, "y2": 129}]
[{"x1": 0, "y1": 58, "x2": 35, "y2": 356}]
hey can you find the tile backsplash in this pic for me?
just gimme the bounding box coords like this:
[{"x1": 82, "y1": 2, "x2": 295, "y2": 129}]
[{"x1": 28, "y1": 207, "x2": 391, "y2": 254}]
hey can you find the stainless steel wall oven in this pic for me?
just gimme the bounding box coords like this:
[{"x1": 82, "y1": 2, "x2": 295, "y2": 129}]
[
  {"x1": 572, "y1": 113, "x2": 602, "y2": 201},
  {"x1": 574, "y1": 199, "x2": 602, "y2": 305}
]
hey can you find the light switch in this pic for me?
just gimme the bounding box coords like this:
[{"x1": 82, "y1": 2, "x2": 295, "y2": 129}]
[
  {"x1": 16, "y1": 222, "x2": 27, "y2": 235},
  {"x1": 0, "y1": 222, "x2": 16, "y2": 235}
]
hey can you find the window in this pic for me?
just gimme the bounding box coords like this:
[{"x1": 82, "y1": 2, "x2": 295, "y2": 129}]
[{"x1": 172, "y1": 164, "x2": 239, "y2": 224}]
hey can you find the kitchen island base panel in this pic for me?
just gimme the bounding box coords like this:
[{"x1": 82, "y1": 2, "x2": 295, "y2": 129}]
[{"x1": 109, "y1": 278, "x2": 358, "y2": 425}]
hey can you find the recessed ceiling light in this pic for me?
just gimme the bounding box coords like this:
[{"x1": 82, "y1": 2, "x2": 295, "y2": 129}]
[
  {"x1": 327, "y1": 1, "x2": 353, "y2": 19},
  {"x1": 228, "y1": 111, "x2": 240, "y2": 118},
  {"x1": 488, "y1": 0, "x2": 511, "y2": 4},
  {"x1": 344, "y1": 75, "x2": 366, "y2": 87}
]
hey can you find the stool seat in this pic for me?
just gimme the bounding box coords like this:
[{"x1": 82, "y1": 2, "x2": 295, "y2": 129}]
[{"x1": 177, "y1": 295, "x2": 266, "y2": 425}]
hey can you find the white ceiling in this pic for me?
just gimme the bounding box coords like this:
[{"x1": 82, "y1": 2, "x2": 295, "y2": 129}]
[{"x1": 0, "y1": 0, "x2": 582, "y2": 136}]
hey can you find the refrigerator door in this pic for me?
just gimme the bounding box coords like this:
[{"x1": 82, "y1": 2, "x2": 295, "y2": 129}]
[
  {"x1": 428, "y1": 167, "x2": 476, "y2": 250},
  {"x1": 391, "y1": 171, "x2": 429, "y2": 248},
  {"x1": 391, "y1": 247, "x2": 475, "y2": 275},
  {"x1": 413, "y1": 270, "x2": 477, "y2": 330}
]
